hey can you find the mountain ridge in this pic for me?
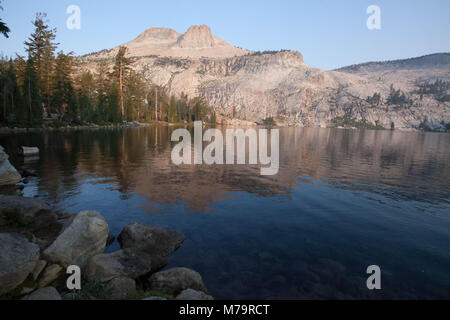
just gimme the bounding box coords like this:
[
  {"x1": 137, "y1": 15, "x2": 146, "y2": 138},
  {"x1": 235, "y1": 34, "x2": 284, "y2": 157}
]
[
  {"x1": 78, "y1": 26, "x2": 450, "y2": 131},
  {"x1": 84, "y1": 25, "x2": 249, "y2": 60},
  {"x1": 336, "y1": 53, "x2": 450, "y2": 73}
]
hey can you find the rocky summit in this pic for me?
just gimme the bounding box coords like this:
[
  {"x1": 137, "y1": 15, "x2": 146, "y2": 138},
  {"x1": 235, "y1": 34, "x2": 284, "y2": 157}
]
[
  {"x1": 79, "y1": 25, "x2": 450, "y2": 131},
  {"x1": 86, "y1": 24, "x2": 248, "y2": 60}
]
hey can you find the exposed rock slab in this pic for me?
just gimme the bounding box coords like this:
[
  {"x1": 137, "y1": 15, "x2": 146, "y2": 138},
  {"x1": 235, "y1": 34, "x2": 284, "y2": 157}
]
[
  {"x1": 86, "y1": 248, "x2": 167, "y2": 283},
  {"x1": 0, "y1": 233, "x2": 40, "y2": 296},
  {"x1": 27, "y1": 287, "x2": 62, "y2": 300},
  {"x1": 142, "y1": 296, "x2": 167, "y2": 300},
  {"x1": 43, "y1": 211, "x2": 109, "y2": 268},
  {"x1": 0, "y1": 146, "x2": 21, "y2": 186},
  {"x1": 176, "y1": 288, "x2": 214, "y2": 300},
  {"x1": 148, "y1": 267, "x2": 207, "y2": 295}
]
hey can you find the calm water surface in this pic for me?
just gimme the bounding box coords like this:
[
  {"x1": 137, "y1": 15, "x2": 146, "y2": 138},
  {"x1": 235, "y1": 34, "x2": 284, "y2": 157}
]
[{"x1": 1, "y1": 126, "x2": 449, "y2": 299}]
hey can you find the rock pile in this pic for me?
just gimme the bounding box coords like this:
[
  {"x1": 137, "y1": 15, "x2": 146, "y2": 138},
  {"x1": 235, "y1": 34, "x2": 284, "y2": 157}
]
[{"x1": 0, "y1": 203, "x2": 212, "y2": 300}]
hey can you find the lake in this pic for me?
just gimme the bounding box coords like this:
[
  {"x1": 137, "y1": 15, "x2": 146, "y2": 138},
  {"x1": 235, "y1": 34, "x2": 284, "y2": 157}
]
[{"x1": 1, "y1": 126, "x2": 449, "y2": 299}]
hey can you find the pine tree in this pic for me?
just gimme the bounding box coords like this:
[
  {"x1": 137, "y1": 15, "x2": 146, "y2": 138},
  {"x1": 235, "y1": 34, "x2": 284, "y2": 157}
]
[
  {"x1": 74, "y1": 70, "x2": 95, "y2": 122},
  {"x1": 24, "y1": 13, "x2": 58, "y2": 113},
  {"x1": 169, "y1": 95, "x2": 177, "y2": 122},
  {"x1": 22, "y1": 58, "x2": 41, "y2": 125},
  {"x1": 0, "y1": 60, "x2": 23, "y2": 124},
  {"x1": 124, "y1": 70, "x2": 147, "y2": 121},
  {"x1": 94, "y1": 61, "x2": 111, "y2": 122},
  {"x1": 52, "y1": 51, "x2": 76, "y2": 121},
  {"x1": 0, "y1": 19, "x2": 9, "y2": 38},
  {"x1": 0, "y1": 1, "x2": 10, "y2": 38},
  {"x1": 113, "y1": 46, "x2": 133, "y2": 119}
]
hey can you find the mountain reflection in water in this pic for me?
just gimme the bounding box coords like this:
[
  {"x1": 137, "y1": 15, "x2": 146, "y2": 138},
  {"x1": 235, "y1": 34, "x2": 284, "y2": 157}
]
[{"x1": 1, "y1": 126, "x2": 449, "y2": 299}]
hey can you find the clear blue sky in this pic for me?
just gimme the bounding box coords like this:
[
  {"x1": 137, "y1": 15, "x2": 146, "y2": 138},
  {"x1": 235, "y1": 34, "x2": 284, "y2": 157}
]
[{"x1": 1, "y1": 0, "x2": 449, "y2": 70}]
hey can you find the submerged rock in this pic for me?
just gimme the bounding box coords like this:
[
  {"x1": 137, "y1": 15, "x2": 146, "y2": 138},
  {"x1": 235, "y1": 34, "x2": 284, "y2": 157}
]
[
  {"x1": 86, "y1": 248, "x2": 167, "y2": 283},
  {"x1": 118, "y1": 222, "x2": 185, "y2": 257},
  {"x1": 26, "y1": 287, "x2": 62, "y2": 300},
  {"x1": 148, "y1": 267, "x2": 207, "y2": 295},
  {"x1": 0, "y1": 146, "x2": 21, "y2": 186},
  {"x1": 176, "y1": 289, "x2": 214, "y2": 300},
  {"x1": 43, "y1": 211, "x2": 109, "y2": 268},
  {"x1": 0, "y1": 233, "x2": 40, "y2": 296}
]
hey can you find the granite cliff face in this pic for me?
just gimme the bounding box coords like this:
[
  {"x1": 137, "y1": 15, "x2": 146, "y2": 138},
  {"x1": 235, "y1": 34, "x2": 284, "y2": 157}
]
[
  {"x1": 177, "y1": 25, "x2": 216, "y2": 48},
  {"x1": 79, "y1": 26, "x2": 450, "y2": 131}
]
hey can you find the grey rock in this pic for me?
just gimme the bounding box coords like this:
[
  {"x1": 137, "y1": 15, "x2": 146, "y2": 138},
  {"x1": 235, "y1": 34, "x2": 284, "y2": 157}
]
[
  {"x1": 142, "y1": 296, "x2": 167, "y2": 300},
  {"x1": 0, "y1": 195, "x2": 56, "y2": 229},
  {"x1": 31, "y1": 260, "x2": 47, "y2": 280},
  {"x1": 118, "y1": 222, "x2": 185, "y2": 257},
  {"x1": 18, "y1": 146, "x2": 39, "y2": 157},
  {"x1": 106, "y1": 277, "x2": 136, "y2": 300},
  {"x1": 20, "y1": 285, "x2": 36, "y2": 295},
  {"x1": 21, "y1": 169, "x2": 37, "y2": 177},
  {"x1": 0, "y1": 146, "x2": 21, "y2": 186},
  {"x1": 56, "y1": 212, "x2": 73, "y2": 220},
  {"x1": 86, "y1": 248, "x2": 167, "y2": 283},
  {"x1": 176, "y1": 289, "x2": 214, "y2": 300},
  {"x1": 27, "y1": 287, "x2": 62, "y2": 300},
  {"x1": 0, "y1": 233, "x2": 40, "y2": 296},
  {"x1": 38, "y1": 264, "x2": 63, "y2": 288},
  {"x1": 43, "y1": 211, "x2": 109, "y2": 268},
  {"x1": 148, "y1": 267, "x2": 207, "y2": 295}
]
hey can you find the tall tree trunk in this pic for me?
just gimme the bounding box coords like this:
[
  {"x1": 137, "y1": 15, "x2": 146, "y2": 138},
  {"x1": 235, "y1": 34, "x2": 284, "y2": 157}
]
[
  {"x1": 155, "y1": 87, "x2": 158, "y2": 121},
  {"x1": 119, "y1": 61, "x2": 124, "y2": 118},
  {"x1": 28, "y1": 78, "x2": 32, "y2": 123}
]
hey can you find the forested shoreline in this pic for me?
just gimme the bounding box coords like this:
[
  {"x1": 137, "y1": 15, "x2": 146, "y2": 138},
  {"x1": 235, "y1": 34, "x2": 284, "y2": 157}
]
[{"x1": 0, "y1": 13, "x2": 216, "y2": 129}]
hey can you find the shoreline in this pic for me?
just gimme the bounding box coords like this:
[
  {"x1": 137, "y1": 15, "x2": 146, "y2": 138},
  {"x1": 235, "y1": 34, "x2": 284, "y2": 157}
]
[
  {"x1": 0, "y1": 196, "x2": 213, "y2": 300},
  {"x1": 0, "y1": 146, "x2": 213, "y2": 300},
  {"x1": 1, "y1": 122, "x2": 448, "y2": 133}
]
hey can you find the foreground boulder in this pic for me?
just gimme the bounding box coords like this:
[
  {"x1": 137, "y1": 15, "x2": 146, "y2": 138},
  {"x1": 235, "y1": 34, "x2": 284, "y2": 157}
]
[
  {"x1": 118, "y1": 222, "x2": 185, "y2": 257},
  {"x1": 148, "y1": 267, "x2": 207, "y2": 295},
  {"x1": 26, "y1": 287, "x2": 61, "y2": 300},
  {"x1": 43, "y1": 211, "x2": 109, "y2": 268},
  {"x1": 0, "y1": 195, "x2": 56, "y2": 229},
  {"x1": 176, "y1": 289, "x2": 214, "y2": 300},
  {"x1": 106, "y1": 277, "x2": 136, "y2": 300},
  {"x1": 0, "y1": 146, "x2": 21, "y2": 186},
  {"x1": 86, "y1": 248, "x2": 167, "y2": 283},
  {"x1": 0, "y1": 233, "x2": 40, "y2": 296}
]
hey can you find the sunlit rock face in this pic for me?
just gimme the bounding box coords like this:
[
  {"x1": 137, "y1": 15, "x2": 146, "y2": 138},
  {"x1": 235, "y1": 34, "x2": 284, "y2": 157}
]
[
  {"x1": 177, "y1": 25, "x2": 216, "y2": 48},
  {"x1": 78, "y1": 23, "x2": 450, "y2": 131},
  {"x1": 84, "y1": 25, "x2": 248, "y2": 60}
]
